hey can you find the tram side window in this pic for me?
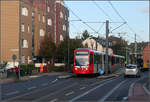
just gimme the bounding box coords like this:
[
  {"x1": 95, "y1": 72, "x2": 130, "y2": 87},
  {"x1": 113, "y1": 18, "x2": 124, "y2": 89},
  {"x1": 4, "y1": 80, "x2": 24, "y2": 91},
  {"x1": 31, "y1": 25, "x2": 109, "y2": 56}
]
[
  {"x1": 116, "y1": 58, "x2": 119, "y2": 64},
  {"x1": 111, "y1": 57, "x2": 115, "y2": 65},
  {"x1": 100, "y1": 55, "x2": 102, "y2": 64},
  {"x1": 90, "y1": 54, "x2": 93, "y2": 64}
]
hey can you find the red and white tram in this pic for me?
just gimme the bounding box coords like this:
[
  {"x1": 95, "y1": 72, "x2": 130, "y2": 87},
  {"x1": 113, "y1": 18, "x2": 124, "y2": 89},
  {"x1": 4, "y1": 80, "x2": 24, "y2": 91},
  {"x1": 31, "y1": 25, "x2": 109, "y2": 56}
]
[{"x1": 73, "y1": 48, "x2": 124, "y2": 75}]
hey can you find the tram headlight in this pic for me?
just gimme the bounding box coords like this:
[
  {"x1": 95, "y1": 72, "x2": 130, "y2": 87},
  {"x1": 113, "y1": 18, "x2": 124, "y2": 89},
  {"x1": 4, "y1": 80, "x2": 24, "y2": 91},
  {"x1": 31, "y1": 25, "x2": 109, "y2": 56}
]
[
  {"x1": 85, "y1": 68, "x2": 88, "y2": 70},
  {"x1": 75, "y1": 68, "x2": 78, "y2": 70}
]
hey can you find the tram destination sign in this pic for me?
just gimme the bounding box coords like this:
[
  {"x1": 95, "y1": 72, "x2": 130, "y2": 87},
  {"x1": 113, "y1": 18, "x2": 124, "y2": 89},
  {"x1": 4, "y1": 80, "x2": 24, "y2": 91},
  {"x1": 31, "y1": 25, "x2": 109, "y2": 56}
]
[{"x1": 76, "y1": 51, "x2": 89, "y2": 55}]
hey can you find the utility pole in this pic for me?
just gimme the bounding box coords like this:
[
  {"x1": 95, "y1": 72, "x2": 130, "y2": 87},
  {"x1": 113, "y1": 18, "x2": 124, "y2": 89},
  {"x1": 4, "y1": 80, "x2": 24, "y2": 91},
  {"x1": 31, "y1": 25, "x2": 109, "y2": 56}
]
[
  {"x1": 54, "y1": 0, "x2": 56, "y2": 44},
  {"x1": 18, "y1": 0, "x2": 22, "y2": 79},
  {"x1": 149, "y1": 30, "x2": 150, "y2": 68},
  {"x1": 126, "y1": 47, "x2": 128, "y2": 64},
  {"x1": 105, "y1": 20, "x2": 109, "y2": 75},
  {"x1": 135, "y1": 33, "x2": 137, "y2": 64}
]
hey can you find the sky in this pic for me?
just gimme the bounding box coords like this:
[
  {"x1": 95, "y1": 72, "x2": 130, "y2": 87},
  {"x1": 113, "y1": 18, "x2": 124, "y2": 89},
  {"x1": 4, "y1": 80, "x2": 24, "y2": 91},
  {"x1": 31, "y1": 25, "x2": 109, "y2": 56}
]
[{"x1": 64, "y1": 0, "x2": 149, "y2": 43}]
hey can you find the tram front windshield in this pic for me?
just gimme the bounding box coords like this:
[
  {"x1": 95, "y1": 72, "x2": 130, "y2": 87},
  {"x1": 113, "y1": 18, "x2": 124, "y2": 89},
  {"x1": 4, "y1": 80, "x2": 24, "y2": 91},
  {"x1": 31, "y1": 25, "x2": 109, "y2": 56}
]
[{"x1": 75, "y1": 51, "x2": 89, "y2": 66}]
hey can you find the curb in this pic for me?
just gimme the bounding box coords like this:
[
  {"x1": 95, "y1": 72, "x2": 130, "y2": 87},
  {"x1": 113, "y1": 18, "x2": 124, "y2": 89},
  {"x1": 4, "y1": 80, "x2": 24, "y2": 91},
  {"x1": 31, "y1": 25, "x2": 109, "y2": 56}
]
[{"x1": 97, "y1": 74, "x2": 118, "y2": 79}]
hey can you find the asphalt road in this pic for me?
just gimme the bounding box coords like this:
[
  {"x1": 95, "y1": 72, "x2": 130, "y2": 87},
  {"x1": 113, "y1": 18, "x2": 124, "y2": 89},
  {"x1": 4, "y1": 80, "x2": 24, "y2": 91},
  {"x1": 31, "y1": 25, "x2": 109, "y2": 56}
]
[{"x1": 1, "y1": 71, "x2": 149, "y2": 102}]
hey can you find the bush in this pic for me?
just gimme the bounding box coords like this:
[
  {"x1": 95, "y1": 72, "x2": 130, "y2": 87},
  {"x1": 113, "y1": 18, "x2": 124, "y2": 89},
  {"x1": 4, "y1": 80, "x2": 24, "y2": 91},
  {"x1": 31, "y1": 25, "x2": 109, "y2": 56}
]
[
  {"x1": 20, "y1": 64, "x2": 36, "y2": 76},
  {"x1": 52, "y1": 66, "x2": 66, "y2": 72}
]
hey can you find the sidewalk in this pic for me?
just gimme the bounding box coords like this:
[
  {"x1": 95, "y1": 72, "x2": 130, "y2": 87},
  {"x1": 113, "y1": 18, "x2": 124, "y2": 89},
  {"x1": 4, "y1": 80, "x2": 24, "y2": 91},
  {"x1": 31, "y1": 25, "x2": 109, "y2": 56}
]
[
  {"x1": 128, "y1": 83, "x2": 150, "y2": 102},
  {"x1": 0, "y1": 72, "x2": 68, "y2": 84}
]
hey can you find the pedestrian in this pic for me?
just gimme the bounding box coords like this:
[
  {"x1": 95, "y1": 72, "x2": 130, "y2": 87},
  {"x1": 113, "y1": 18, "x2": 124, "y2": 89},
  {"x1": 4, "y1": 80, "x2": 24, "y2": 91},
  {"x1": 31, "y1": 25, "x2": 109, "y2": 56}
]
[
  {"x1": 15, "y1": 66, "x2": 19, "y2": 79},
  {"x1": 124, "y1": 61, "x2": 127, "y2": 67}
]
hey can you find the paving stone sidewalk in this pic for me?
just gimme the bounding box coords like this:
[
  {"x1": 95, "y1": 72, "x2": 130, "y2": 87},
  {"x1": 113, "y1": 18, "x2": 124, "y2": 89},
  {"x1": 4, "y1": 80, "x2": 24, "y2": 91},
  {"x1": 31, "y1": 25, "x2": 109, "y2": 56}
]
[{"x1": 128, "y1": 83, "x2": 150, "y2": 102}]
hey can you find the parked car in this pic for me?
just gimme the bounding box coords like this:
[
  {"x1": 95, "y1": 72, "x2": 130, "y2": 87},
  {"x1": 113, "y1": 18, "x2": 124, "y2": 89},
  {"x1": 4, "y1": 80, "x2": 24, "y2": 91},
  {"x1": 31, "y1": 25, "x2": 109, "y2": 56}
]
[{"x1": 124, "y1": 64, "x2": 140, "y2": 78}]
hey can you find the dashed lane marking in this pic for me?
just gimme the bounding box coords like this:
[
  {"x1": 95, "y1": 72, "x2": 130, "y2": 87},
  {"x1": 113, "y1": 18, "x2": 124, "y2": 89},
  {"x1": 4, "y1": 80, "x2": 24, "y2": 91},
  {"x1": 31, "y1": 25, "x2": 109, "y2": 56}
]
[
  {"x1": 50, "y1": 98, "x2": 58, "y2": 102},
  {"x1": 51, "y1": 79, "x2": 58, "y2": 83},
  {"x1": 69, "y1": 77, "x2": 119, "y2": 102},
  {"x1": 33, "y1": 83, "x2": 77, "y2": 102},
  {"x1": 41, "y1": 83, "x2": 48, "y2": 86},
  {"x1": 28, "y1": 86, "x2": 36, "y2": 90},
  {"x1": 80, "y1": 87, "x2": 86, "y2": 90},
  {"x1": 65, "y1": 91, "x2": 74, "y2": 96},
  {"x1": 98, "y1": 80, "x2": 128, "y2": 102},
  {"x1": 123, "y1": 96, "x2": 128, "y2": 100},
  {"x1": 6, "y1": 91, "x2": 19, "y2": 96}
]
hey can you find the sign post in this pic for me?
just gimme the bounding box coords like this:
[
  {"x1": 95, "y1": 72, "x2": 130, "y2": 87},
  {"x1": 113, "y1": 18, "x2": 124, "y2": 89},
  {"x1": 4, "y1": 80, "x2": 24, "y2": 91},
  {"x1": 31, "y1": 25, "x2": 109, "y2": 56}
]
[{"x1": 12, "y1": 55, "x2": 17, "y2": 67}]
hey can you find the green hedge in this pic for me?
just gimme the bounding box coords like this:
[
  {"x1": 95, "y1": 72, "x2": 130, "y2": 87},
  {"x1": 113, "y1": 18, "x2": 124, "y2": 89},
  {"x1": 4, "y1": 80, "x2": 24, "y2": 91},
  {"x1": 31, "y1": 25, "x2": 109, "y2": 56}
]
[{"x1": 20, "y1": 64, "x2": 36, "y2": 76}]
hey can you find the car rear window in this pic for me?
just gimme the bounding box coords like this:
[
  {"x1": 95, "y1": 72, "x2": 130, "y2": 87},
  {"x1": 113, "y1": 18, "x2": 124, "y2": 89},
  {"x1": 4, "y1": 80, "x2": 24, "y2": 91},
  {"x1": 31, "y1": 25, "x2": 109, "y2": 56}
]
[{"x1": 126, "y1": 65, "x2": 136, "y2": 69}]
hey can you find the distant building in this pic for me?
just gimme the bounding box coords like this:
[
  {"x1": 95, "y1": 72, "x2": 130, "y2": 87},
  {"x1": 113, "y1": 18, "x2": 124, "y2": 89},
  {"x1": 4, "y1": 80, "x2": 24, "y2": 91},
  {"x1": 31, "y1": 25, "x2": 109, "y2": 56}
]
[
  {"x1": 142, "y1": 43, "x2": 150, "y2": 67},
  {"x1": 82, "y1": 37, "x2": 113, "y2": 54},
  {"x1": 109, "y1": 36, "x2": 127, "y2": 46}
]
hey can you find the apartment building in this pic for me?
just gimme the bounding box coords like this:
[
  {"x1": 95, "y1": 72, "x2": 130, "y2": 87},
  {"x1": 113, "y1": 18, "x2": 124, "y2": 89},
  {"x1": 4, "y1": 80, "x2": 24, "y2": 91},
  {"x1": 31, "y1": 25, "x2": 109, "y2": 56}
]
[
  {"x1": 0, "y1": 0, "x2": 69, "y2": 65},
  {"x1": 0, "y1": 0, "x2": 33, "y2": 64},
  {"x1": 56, "y1": 0, "x2": 69, "y2": 46},
  {"x1": 33, "y1": 7, "x2": 46, "y2": 56}
]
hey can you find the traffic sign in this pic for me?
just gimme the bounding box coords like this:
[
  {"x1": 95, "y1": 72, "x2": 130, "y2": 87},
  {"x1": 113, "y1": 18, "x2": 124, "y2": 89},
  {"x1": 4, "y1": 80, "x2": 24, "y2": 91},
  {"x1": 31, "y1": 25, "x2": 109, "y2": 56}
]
[{"x1": 12, "y1": 55, "x2": 17, "y2": 60}]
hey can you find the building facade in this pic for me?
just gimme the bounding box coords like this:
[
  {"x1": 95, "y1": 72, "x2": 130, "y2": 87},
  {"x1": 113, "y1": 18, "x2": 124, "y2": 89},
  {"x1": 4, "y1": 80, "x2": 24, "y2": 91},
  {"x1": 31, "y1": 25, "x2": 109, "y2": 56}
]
[
  {"x1": 0, "y1": 0, "x2": 69, "y2": 65},
  {"x1": 82, "y1": 37, "x2": 113, "y2": 54},
  {"x1": 56, "y1": 0, "x2": 69, "y2": 46},
  {"x1": 0, "y1": 0, "x2": 33, "y2": 65},
  {"x1": 142, "y1": 43, "x2": 150, "y2": 68}
]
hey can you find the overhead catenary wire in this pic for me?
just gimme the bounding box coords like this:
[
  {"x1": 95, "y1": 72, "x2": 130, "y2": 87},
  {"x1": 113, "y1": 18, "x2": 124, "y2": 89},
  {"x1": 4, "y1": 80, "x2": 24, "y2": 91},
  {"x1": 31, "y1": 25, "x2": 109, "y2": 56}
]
[
  {"x1": 92, "y1": 0, "x2": 114, "y2": 22},
  {"x1": 64, "y1": 2, "x2": 103, "y2": 36},
  {"x1": 108, "y1": 0, "x2": 145, "y2": 42}
]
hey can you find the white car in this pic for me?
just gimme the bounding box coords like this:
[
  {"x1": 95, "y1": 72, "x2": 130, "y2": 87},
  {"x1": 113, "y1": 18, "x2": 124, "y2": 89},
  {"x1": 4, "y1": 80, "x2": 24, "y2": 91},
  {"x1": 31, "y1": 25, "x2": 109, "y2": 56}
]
[{"x1": 124, "y1": 64, "x2": 140, "y2": 77}]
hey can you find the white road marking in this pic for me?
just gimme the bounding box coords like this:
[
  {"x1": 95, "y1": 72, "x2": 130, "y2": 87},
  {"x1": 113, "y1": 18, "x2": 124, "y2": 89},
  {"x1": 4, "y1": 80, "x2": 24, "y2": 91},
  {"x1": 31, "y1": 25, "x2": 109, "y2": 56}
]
[
  {"x1": 34, "y1": 83, "x2": 77, "y2": 101},
  {"x1": 51, "y1": 79, "x2": 58, "y2": 83},
  {"x1": 98, "y1": 80, "x2": 128, "y2": 102},
  {"x1": 6, "y1": 91, "x2": 19, "y2": 96},
  {"x1": 90, "y1": 77, "x2": 115, "y2": 86},
  {"x1": 143, "y1": 83, "x2": 150, "y2": 95},
  {"x1": 50, "y1": 98, "x2": 58, "y2": 102},
  {"x1": 128, "y1": 76, "x2": 147, "y2": 97},
  {"x1": 41, "y1": 83, "x2": 48, "y2": 86},
  {"x1": 65, "y1": 91, "x2": 74, "y2": 96},
  {"x1": 28, "y1": 86, "x2": 36, "y2": 90},
  {"x1": 69, "y1": 77, "x2": 119, "y2": 102},
  {"x1": 123, "y1": 96, "x2": 128, "y2": 100},
  {"x1": 4, "y1": 79, "x2": 72, "y2": 102},
  {"x1": 80, "y1": 87, "x2": 86, "y2": 90}
]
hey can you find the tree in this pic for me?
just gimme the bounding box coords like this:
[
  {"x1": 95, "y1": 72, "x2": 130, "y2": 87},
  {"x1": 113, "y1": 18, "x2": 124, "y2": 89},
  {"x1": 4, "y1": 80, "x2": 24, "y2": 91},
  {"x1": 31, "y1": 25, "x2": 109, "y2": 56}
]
[
  {"x1": 111, "y1": 42, "x2": 126, "y2": 57},
  {"x1": 56, "y1": 38, "x2": 84, "y2": 70},
  {"x1": 81, "y1": 30, "x2": 90, "y2": 41},
  {"x1": 39, "y1": 35, "x2": 56, "y2": 63}
]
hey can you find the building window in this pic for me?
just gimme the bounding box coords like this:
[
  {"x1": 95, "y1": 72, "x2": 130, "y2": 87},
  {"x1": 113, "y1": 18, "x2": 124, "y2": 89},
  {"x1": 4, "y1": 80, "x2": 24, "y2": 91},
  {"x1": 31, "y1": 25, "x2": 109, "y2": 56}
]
[
  {"x1": 65, "y1": 15, "x2": 67, "y2": 20},
  {"x1": 60, "y1": 11, "x2": 63, "y2": 18},
  {"x1": 28, "y1": 25, "x2": 30, "y2": 33},
  {"x1": 47, "y1": 6, "x2": 50, "y2": 12},
  {"x1": 40, "y1": 29, "x2": 45, "y2": 36},
  {"x1": 22, "y1": 7, "x2": 28, "y2": 16},
  {"x1": 48, "y1": 19, "x2": 52, "y2": 26},
  {"x1": 22, "y1": 56, "x2": 25, "y2": 64},
  {"x1": 60, "y1": 35, "x2": 64, "y2": 42},
  {"x1": 21, "y1": 24, "x2": 24, "y2": 32},
  {"x1": 39, "y1": 14, "x2": 40, "y2": 22},
  {"x1": 22, "y1": 40, "x2": 28, "y2": 48},
  {"x1": 43, "y1": 16, "x2": 45, "y2": 23},
  {"x1": 63, "y1": 24, "x2": 66, "y2": 31}
]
